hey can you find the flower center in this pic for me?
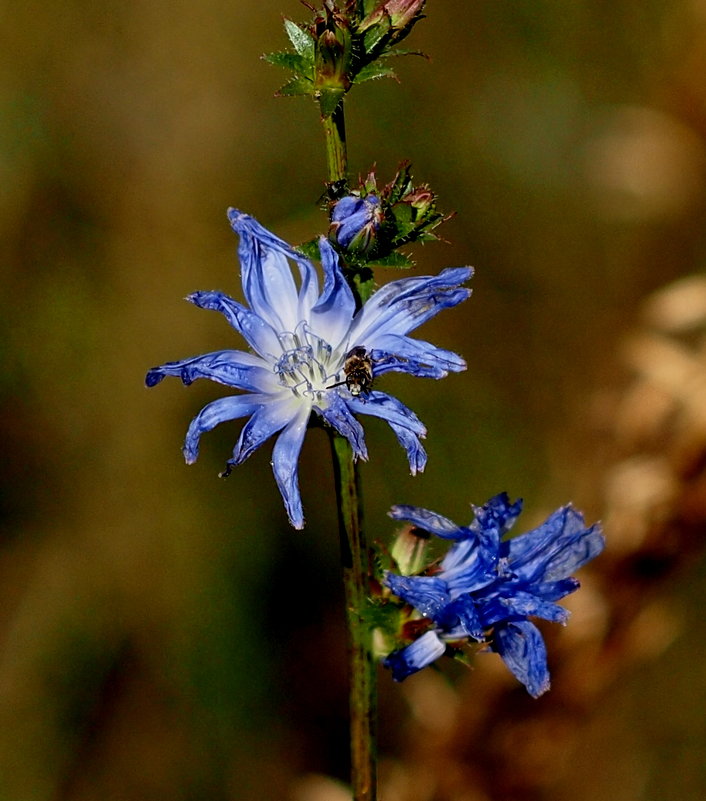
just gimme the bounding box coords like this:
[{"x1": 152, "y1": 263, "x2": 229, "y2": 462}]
[{"x1": 274, "y1": 322, "x2": 343, "y2": 400}]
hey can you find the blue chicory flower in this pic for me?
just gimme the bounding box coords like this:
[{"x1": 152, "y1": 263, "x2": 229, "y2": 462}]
[
  {"x1": 146, "y1": 209, "x2": 472, "y2": 529},
  {"x1": 383, "y1": 493, "x2": 604, "y2": 696}
]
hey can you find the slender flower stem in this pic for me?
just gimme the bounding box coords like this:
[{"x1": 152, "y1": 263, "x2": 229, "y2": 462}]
[
  {"x1": 321, "y1": 97, "x2": 377, "y2": 801},
  {"x1": 322, "y1": 104, "x2": 348, "y2": 186},
  {"x1": 329, "y1": 432, "x2": 377, "y2": 801}
]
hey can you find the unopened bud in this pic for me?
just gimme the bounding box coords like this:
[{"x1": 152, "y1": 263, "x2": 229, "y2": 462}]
[
  {"x1": 329, "y1": 194, "x2": 382, "y2": 254},
  {"x1": 360, "y1": 0, "x2": 426, "y2": 33},
  {"x1": 389, "y1": 523, "x2": 430, "y2": 576}
]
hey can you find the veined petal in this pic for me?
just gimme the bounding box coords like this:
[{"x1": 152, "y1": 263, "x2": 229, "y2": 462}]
[
  {"x1": 441, "y1": 516, "x2": 500, "y2": 565},
  {"x1": 237, "y1": 228, "x2": 298, "y2": 332},
  {"x1": 349, "y1": 267, "x2": 472, "y2": 344},
  {"x1": 146, "y1": 350, "x2": 274, "y2": 392},
  {"x1": 384, "y1": 631, "x2": 446, "y2": 682},
  {"x1": 271, "y1": 405, "x2": 310, "y2": 529},
  {"x1": 441, "y1": 595, "x2": 484, "y2": 640},
  {"x1": 492, "y1": 621, "x2": 550, "y2": 698},
  {"x1": 316, "y1": 393, "x2": 368, "y2": 461},
  {"x1": 543, "y1": 519, "x2": 604, "y2": 579},
  {"x1": 441, "y1": 537, "x2": 498, "y2": 596},
  {"x1": 477, "y1": 590, "x2": 570, "y2": 627},
  {"x1": 386, "y1": 419, "x2": 427, "y2": 475},
  {"x1": 532, "y1": 577, "x2": 580, "y2": 602},
  {"x1": 506, "y1": 507, "x2": 605, "y2": 582},
  {"x1": 384, "y1": 573, "x2": 450, "y2": 619},
  {"x1": 228, "y1": 208, "x2": 319, "y2": 332},
  {"x1": 346, "y1": 391, "x2": 425, "y2": 435},
  {"x1": 347, "y1": 391, "x2": 427, "y2": 474},
  {"x1": 183, "y1": 394, "x2": 265, "y2": 463},
  {"x1": 230, "y1": 396, "x2": 301, "y2": 465},
  {"x1": 310, "y1": 237, "x2": 356, "y2": 347},
  {"x1": 472, "y1": 493, "x2": 523, "y2": 537},
  {"x1": 371, "y1": 356, "x2": 446, "y2": 379},
  {"x1": 371, "y1": 334, "x2": 466, "y2": 378},
  {"x1": 389, "y1": 505, "x2": 465, "y2": 540},
  {"x1": 187, "y1": 291, "x2": 282, "y2": 359}
]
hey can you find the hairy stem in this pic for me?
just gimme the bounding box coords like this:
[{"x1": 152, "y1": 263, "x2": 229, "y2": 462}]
[
  {"x1": 322, "y1": 103, "x2": 348, "y2": 186},
  {"x1": 329, "y1": 431, "x2": 377, "y2": 801},
  {"x1": 321, "y1": 98, "x2": 376, "y2": 801}
]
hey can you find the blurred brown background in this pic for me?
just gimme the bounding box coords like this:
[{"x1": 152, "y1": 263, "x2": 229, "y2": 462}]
[{"x1": 3, "y1": 1, "x2": 706, "y2": 799}]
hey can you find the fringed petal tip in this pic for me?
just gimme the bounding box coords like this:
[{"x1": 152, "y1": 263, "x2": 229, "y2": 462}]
[
  {"x1": 226, "y1": 207, "x2": 249, "y2": 229},
  {"x1": 145, "y1": 369, "x2": 164, "y2": 387},
  {"x1": 182, "y1": 446, "x2": 198, "y2": 465},
  {"x1": 409, "y1": 457, "x2": 426, "y2": 477}
]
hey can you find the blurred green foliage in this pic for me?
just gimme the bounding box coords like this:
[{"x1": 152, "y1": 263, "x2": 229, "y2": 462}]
[{"x1": 2, "y1": 0, "x2": 706, "y2": 799}]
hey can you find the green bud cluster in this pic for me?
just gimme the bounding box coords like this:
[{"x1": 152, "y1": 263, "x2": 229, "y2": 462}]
[
  {"x1": 263, "y1": 0, "x2": 427, "y2": 118},
  {"x1": 345, "y1": 162, "x2": 451, "y2": 269}
]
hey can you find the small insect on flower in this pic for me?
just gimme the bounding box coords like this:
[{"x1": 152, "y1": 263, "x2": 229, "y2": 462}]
[{"x1": 329, "y1": 346, "x2": 374, "y2": 396}]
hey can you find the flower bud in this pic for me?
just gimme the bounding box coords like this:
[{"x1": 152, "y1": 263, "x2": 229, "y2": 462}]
[
  {"x1": 329, "y1": 194, "x2": 382, "y2": 254},
  {"x1": 382, "y1": 163, "x2": 447, "y2": 247},
  {"x1": 312, "y1": 3, "x2": 353, "y2": 91},
  {"x1": 389, "y1": 523, "x2": 430, "y2": 576},
  {"x1": 359, "y1": 0, "x2": 426, "y2": 35}
]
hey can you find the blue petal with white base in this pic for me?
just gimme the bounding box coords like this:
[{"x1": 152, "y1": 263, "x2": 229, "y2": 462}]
[{"x1": 146, "y1": 209, "x2": 472, "y2": 529}]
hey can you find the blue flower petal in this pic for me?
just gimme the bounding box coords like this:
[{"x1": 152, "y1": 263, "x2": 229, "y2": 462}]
[
  {"x1": 347, "y1": 391, "x2": 427, "y2": 474},
  {"x1": 183, "y1": 395, "x2": 265, "y2": 463},
  {"x1": 440, "y1": 515, "x2": 500, "y2": 581},
  {"x1": 440, "y1": 542, "x2": 498, "y2": 597},
  {"x1": 271, "y1": 406, "x2": 310, "y2": 530},
  {"x1": 384, "y1": 573, "x2": 450, "y2": 619},
  {"x1": 478, "y1": 590, "x2": 570, "y2": 627},
  {"x1": 351, "y1": 267, "x2": 473, "y2": 343},
  {"x1": 441, "y1": 595, "x2": 484, "y2": 639},
  {"x1": 187, "y1": 291, "x2": 282, "y2": 358},
  {"x1": 492, "y1": 621, "x2": 551, "y2": 698},
  {"x1": 228, "y1": 208, "x2": 320, "y2": 332},
  {"x1": 388, "y1": 505, "x2": 466, "y2": 540},
  {"x1": 371, "y1": 334, "x2": 466, "y2": 378},
  {"x1": 506, "y1": 506, "x2": 605, "y2": 582},
  {"x1": 233, "y1": 227, "x2": 297, "y2": 332},
  {"x1": 146, "y1": 350, "x2": 273, "y2": 392},
  {"x1": 386, "y1": 419, "x2": 427, "y2": 475},
  {"x1": 471, "y1": 493, "x2": 523, "y2": 536},
  {"x1": 230, "y1": 397, "x2": 299, "y2": 466},
  {"x1": 384, "y1": 630, "x2": 446, "y2": 682},
  {"x1": 331, "y1": 195, "x2": 363, "y2": 222},
  {"x1": 311, "y1": 237, "x2": 356, "y2": 346},
  {"x1": 532, "y1": 578, "x2": 581, "y2": 602},
  {"x1": 316, "y1": 393, "x2": 368, "y2": 461}
]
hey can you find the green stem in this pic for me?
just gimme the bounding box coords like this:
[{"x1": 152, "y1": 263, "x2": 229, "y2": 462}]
[
  {"x1": 320, "y1": 99, "x2": 376, "y2": 801},
  {"x1": 322, "y1": 104, "x2": 348, "y2": 186},
  {"x1": 329, "y1": 432, "x2": 377, "y2": 801}
]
